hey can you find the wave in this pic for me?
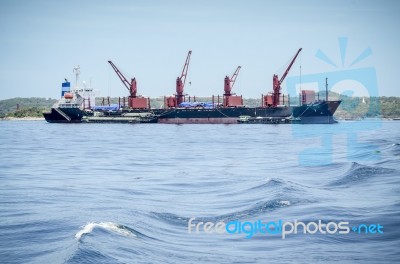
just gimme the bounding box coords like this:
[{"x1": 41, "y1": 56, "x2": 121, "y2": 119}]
[
  {"x1": 149, "y1": 212, "x2": 190, "y2": 227},
  {"x1": 65, "y1": 247, "x2": 121, "y2": 264},
  {"x1": 389, "y1": 143, "x2": 400, "y2": 156},
  {"x1": 194, "y1": 199, "x2": 295, "y2": 223},
  {"x1": 150, "y1": 178, "x2": 315, "y2": 226},
  {"x1": 375, "y1": 142, "x2": 400, "y2": 154},
  {"x1": 248, "y1": 178, "x2": 286, "y2": 190},
  {"x1": 219, "y1": 199, "x2": 293, "y2": 221},
  {"x1": 327, "y1": 162, "x2": 396, "y2": 187},
  {"x1": 249, "y1": 177, "x2": 313, "y2": 193},
  {"x1": 190, "y1": 198, "x2": 312, "y2": 225},
  {"x1": 75, "y1": 222, "x2": 136, "y2": 240},
  {"x1": 151, "y1": 198, "x2": 308, "y2": 226}
]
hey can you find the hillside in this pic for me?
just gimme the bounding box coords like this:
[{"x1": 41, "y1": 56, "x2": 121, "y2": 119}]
[{"x1": 0, "y1": 97, "x2": 57, "y2": 118}]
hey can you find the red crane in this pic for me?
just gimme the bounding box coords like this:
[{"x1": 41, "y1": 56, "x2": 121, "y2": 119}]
[
  {"x1": 272, "y1": 48, "x2": 302, "y2": 106},
  {"x1": 224, "y1": 66, "x2": 241, "y2": 96},
  {"x1": 108, "y1": 60, "x2": 137, "y2": 98},
  {"x1": 176, "y1": 50, "x2": 192, "y2": 105}
]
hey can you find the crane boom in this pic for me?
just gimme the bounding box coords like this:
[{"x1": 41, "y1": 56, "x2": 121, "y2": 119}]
[
  {"x1": 108, "y1": 61, "x2": 130, "y2": 91},
  {"x1": 108, "y1": 60, "x2": 137, "y2": 97},
  {"x1": 280, "y1": 48, "x2": 302, "y2": 84},
  {"x1": 271, "y1": 48, "x2": 302, "y2": 107},
  {"x1": 230, "y1": 66, "x2": 241, "y2": 89},
  {"x1": 176, "y1": 50, "x2": 192, "y2": 105},
  {"x1": 178, "y1": 50, "x2": 192, "y2": 91}
]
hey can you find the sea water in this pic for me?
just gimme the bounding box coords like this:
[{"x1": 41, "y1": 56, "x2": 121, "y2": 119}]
[{"x1": 0, "y1": 120, "x2": 399, "y2": 263}]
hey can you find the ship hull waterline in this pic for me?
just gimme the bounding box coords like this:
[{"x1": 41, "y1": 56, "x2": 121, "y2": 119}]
[{"x1": 43, "y1": 100, "x2": 341, "y2": 124}]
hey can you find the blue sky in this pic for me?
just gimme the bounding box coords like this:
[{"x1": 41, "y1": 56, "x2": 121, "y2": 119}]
[{"x1": 0, "y1": 0, "x2": 399, "y2": 99}]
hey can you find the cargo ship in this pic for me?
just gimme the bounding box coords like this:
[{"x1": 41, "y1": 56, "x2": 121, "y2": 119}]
[
  {"x1": 43, "y1": 66, "x2": 95, "y2": 123},
  {"x1": 43, "y1": 49, "x2": 341, "y2": 124},
  {"x1": 43, "y1": 65, "x2": 157, "y2": 123}
]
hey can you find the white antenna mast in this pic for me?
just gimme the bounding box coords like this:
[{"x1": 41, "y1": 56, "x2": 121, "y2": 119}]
[{"x1": 73, "y1": 65, "x2": 80, "y2": 89}]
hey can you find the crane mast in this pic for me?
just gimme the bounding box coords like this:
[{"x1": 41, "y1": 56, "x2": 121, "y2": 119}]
[
  {"x1": 224, "y1": 66, "x2": 241, "y2": 96},
  {"x1": 223, "y1": 66, "x2": 243, "y2": 107},
  {"x1": 108, "y1": 60, "x2": 149, "y2": 109},
  {"x1": 271, "y1": 48, "x2": 302, "y2": 107},
  {"x1": 176, "y1": 50, "x2": 192, "y2": 105}
]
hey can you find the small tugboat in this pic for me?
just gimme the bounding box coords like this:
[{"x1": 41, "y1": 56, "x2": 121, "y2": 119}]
[
  {"x1": 237, "y1": 115, "x2": 292, "y2": 124},
  {"x1": 82, "y1": 111, "x2": 157, "y2": 123}
]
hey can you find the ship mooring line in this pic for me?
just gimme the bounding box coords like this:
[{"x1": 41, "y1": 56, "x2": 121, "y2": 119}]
[
  {"x1": 297, "y1": 103, "x2": 313, "y2": 119},
  {"x1": 215, "y1": 107, "x2": 231, "y2": 118}
]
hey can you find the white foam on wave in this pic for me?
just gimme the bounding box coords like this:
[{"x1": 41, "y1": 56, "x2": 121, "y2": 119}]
[
  {"x1": 279, "y1": 200, "x2": 291, "y2": 206},
  {"x1": 75, "y1": 222, "x2": 136, "y2": 240}
]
